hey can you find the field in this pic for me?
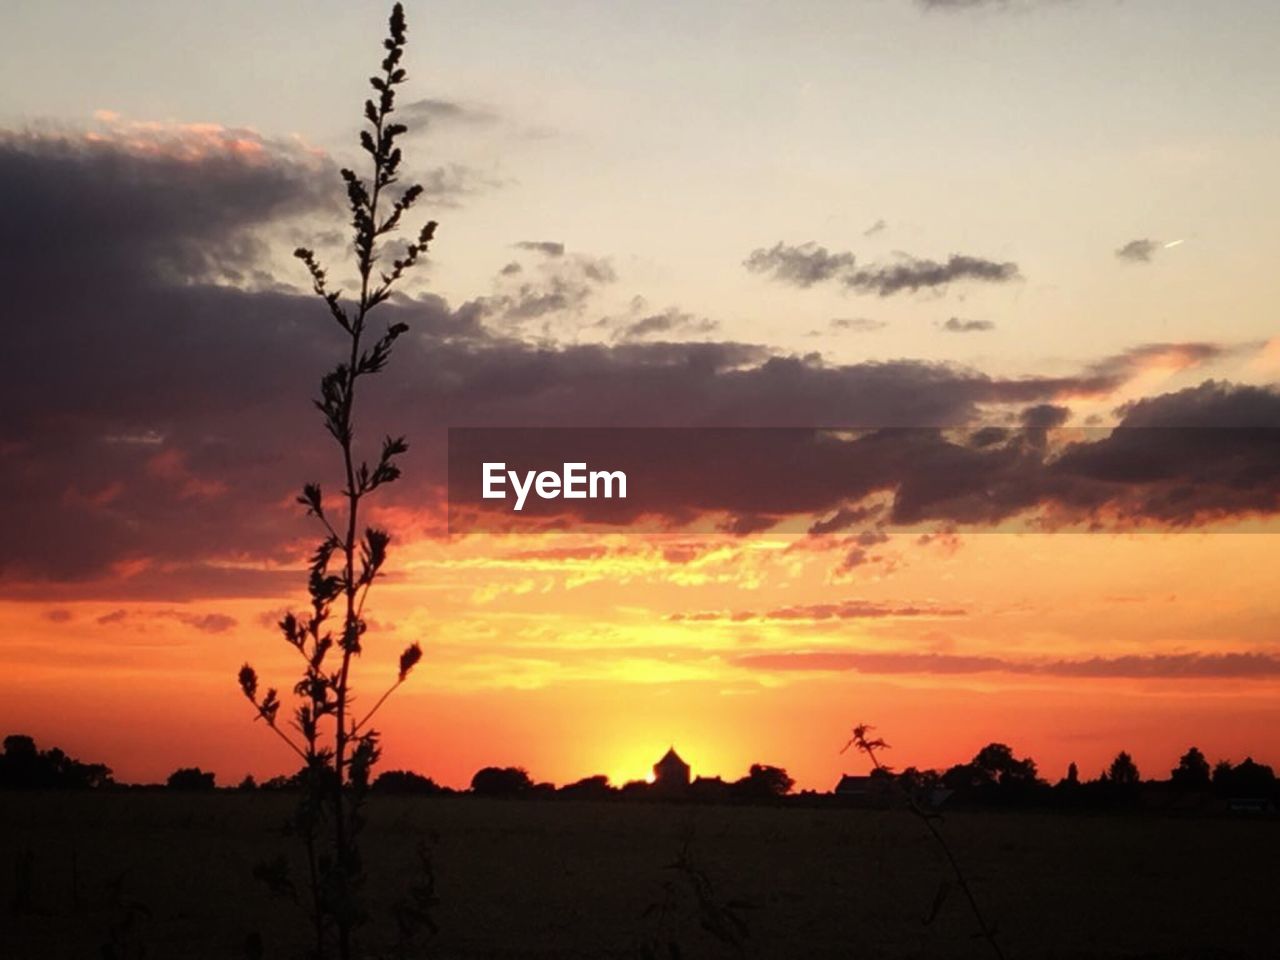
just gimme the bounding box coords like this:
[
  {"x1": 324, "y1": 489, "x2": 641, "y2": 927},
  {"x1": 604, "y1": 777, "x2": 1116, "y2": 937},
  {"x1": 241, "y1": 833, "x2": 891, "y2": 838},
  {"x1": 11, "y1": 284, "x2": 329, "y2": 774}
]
[{"x1": 2, "y1": 792, "x2": 1277, "y2": 959}]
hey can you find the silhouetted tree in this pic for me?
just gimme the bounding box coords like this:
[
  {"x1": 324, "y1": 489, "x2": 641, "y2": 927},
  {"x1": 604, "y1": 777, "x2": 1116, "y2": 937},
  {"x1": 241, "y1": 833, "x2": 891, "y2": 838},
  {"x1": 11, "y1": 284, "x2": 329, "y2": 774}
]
[
  {"x1": 1053, "y1": 762, "x2": 1084, "y2": 806},
  {"x1": 471, "y1": 766, "x2": 533, "y2": 797},
  {"x1": 1108, "y1": 751, "x2": 1140, "y2": 787},
  {"x1": 239, "y1": 775, "x2": 258, "y2": 791},
  {"x1": 1171, "y1": 746, "x2": 1211, "y2": 789},
  {"x1": 731, "y1": 764, "x2": 794, "y2": 799},
  {"x1": 3, "y1": 734, "x2": 35, "y2": 761},
  {"x1": 0, "y1": 734, "x2": 112, "y2": 789},
  {"x1": 167, "y1": 767, "x2": 216, "y2": 791},
  {"x1": 897, "y1": 766, "x2": 942, "y2": 797},
  {"x1": 559, "y1": 774, "x2": 614, "y2": 800},
  {"x1": 234, "y1": 7, "x2": 437, "y2": 957},
  {"x1": 1211, "y1": 759, "x2": 1234, "y2": 788},
  {"x1": 943, "y1": 742, "x2": 1041, "y2": 802},
  {"x1": 371, "y1": 770, "x2": 443, "y2": 795},
  {"x1": 261, "y1": 770, "x2": 305, "y2": 791},
  {"x1": 1212, "y1": 757, "x2": 1277, "y2": 798}
]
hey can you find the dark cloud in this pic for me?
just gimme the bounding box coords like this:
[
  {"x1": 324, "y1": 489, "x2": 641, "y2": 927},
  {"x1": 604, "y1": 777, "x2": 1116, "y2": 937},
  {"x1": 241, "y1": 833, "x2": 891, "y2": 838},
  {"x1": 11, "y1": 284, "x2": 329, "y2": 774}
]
[
  {"x1": 0, "y1": 127, "x2": 335, "y2": 287},
  {"x1": 1040, "y1": 383, "x2": 1280, "y2": 526},
  {"x1": 179, "y1": 612, "x2": 238, "y2": 633},
  {"x1": 1116, "y1": 238, "x2": 1160, "y2": 263},
  {"x1": 1020, "y1": 404, "x2": 1071, "y2": 431},
  {"x1": 613, "y1": 308, "x2": 719, "y2": 342},
  {"x1": 863, "y1": 219, "x2": 888, "y2": 237},
  {"x1": 477, "y1": 251, "x2": 616, "y2": 325},
  {"x1": 1020, "y1": 403, "x2": 1070, "y2": 448},
  {"x1": 940, "y1": 317, "x2": 996, "y2": 333},
  {"x1": 513, "y1": 240, "x2": 566, "y2": 257},
  {"x1": 846, "y1": 256, "x2": 1020, "y2": 296},
  {"x1": 743, "y1": 242, "x2": 856, "y2": 287},
  {"x1": 1116, "y1": 379, "x2": 1280, "y2": 428},
  {"x1": 93, "y1": 608, "x2": 238, "y2": 633},
  {"x1": 1, "y1": 126, "x2": 1272, "y2": 592},
  {"x1": 745, "y1": 241, "x2": 1021, "y2": 296},
  {"x1": 734, "y1": 649, "x2": 1280, "y2": 680},
  {"x1": 838, "y1": 547, "x2": 871, "y2": 570},
  {"x1": 808, "y1": 504, "x2": 883, "y2": 535},
  {"x1": 450, "y1": 375, "x2": 1279, "y2": 535}
]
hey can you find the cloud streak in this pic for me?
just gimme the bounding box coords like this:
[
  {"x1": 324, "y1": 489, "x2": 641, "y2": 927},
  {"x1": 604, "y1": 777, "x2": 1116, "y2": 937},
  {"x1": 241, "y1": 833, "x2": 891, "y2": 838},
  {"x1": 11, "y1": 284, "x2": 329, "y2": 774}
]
[
  {"x1": 745, "y1": 241, "x2": 1021, "y2": 296},
  {"x1": 734, "y1": 649, "x2": 1280, "y2": 680},
  {"x1": 940, "y1": 317, "x2": 996, "y2": 333},
  {"x1": 670, "y1": 600, "x2": 966, "y2": 622}
]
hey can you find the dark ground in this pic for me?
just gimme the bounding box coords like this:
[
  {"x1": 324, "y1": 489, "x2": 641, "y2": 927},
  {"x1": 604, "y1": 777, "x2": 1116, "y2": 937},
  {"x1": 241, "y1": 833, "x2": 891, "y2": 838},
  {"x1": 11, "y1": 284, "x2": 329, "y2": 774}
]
[{"x1": 1, "y1": 792, "x2": 1277, "y2": 959}]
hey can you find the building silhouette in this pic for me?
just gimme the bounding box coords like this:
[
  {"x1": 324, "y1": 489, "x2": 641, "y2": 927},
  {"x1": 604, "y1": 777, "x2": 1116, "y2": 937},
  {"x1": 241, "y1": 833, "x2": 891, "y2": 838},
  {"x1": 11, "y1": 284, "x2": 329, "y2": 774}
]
[{"x1": 653, "y1": 747, "x2": 690, "y2": 794}]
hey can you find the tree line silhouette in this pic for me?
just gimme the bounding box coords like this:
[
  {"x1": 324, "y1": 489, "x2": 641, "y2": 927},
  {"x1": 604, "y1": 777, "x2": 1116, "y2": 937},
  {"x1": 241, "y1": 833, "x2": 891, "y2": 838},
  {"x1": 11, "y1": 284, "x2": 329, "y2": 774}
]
[{"x1": 5, "y1": 732, "x2": 1275, "y2": 812}]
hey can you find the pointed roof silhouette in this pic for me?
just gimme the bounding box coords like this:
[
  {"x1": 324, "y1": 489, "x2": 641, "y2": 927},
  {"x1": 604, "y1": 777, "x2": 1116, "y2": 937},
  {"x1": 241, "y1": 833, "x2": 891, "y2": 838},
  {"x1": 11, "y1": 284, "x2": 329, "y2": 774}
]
[
  {"x1": 654, "y1": 746, "x2": 690, "y2": 779},
  {"x1": 658, "y1": 746, "x2": 684, "y2": 766}
]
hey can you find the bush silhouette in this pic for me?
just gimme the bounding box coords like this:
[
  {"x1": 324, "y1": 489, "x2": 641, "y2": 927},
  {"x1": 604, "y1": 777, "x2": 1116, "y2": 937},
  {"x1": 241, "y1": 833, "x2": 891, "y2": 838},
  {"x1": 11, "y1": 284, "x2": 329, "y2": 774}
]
[
  {"x1": 732, "y1": 764, "x2": 794, "y2": 799},
  {"x1": 167, "y1": 767, "x2": 216, "y2": 791},
  {"x1": 559, "y1": 774, "x2": 614, "y2": 800},
  {"x1": 0, "y1": 734, "x2": 112, "y2": 789},
  {"x1": 372, "y1": 770, "x2": 444, "y2": 795},
  {"x1": 471, "y1": 766, "x2": 533, "y2": 797},
  {"x1": 1213, "y1": 757, "x2": 1277, "y2": 797}
]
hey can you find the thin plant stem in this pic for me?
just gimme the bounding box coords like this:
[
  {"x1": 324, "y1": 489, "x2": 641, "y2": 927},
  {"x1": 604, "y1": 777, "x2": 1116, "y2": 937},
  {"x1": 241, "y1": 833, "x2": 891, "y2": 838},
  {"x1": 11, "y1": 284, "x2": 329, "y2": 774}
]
[{"x1": 843, "y1": 724, "x2": 1007, "y2": 960}]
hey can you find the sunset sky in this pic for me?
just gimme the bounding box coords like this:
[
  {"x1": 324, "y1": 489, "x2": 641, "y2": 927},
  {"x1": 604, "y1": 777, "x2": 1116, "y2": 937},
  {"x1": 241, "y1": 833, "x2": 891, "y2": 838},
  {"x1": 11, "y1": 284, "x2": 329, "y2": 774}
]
[{"x1": 2, "y1": 0, "x2": 1279, "y2": 791}]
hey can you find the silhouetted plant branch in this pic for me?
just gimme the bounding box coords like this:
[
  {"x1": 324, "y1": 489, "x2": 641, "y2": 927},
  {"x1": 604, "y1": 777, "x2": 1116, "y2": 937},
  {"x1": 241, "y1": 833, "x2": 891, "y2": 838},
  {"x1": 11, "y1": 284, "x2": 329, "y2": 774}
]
[
  {"x1": 237, "y1": 6, "x2": 435, "y2": 958},
  {"x1": 842, "y1": 723, "x2": 1006, "y2": 960},
  {"x1": 638, "y1": 831, "x2": 752, "y2": 958}
]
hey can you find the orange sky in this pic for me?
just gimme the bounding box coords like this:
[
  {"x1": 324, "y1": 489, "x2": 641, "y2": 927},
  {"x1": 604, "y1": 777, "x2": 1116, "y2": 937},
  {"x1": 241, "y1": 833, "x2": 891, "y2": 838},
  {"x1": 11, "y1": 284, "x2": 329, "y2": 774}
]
[{"x1": 5, "y1": 523, "x2": 1279, "y2": 791}]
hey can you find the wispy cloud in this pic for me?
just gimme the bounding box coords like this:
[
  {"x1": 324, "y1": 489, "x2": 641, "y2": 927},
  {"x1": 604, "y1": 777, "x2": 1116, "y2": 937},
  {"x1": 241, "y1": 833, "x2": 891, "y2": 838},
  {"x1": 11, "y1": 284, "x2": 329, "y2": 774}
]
[
  {"x1": 743, "y1": 242, "x2": 854, "y2": 288},
  {"x1": 513, "y1": 240, "x2": 565, "y2": 258},
  {"x1": 735, "y1": 649, "x2": 1280, "y2": 680},
  {"x1": 939, "y1": 317, "x2": 996, "y2": 333},
  {"x1": 671, "y1": 600, "x2": 966, "y2": 622},
  {"x1": 745, "y1": 241, "x2": 1021, "y2": 296},
  {"x1": 1116, "y1": 238, "x2": 1161, "y2": 263},
  {"x1": 400, "y1": 97, "x2": 500, "y2": 130}
]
